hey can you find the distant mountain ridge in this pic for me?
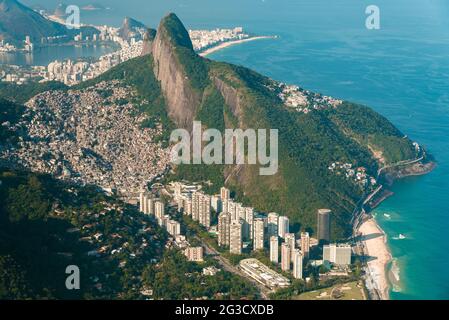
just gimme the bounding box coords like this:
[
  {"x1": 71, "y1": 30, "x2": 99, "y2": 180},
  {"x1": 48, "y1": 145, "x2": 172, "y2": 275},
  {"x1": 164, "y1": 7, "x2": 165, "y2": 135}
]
[
  {"x1": 118, "y1": 17, "x2": 147, "y2": 41},
  {"x1": 0, "y1": 0, "x2": 98, "y2": 45}
]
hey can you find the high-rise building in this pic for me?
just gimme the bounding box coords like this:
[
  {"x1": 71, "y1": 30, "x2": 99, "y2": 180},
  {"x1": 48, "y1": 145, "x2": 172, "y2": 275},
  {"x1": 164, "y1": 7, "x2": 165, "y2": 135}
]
[
  {"x1": 192, "y1": 192, "x2": 211, "y2": 227},
  {"x1": 191, "y1": 192, "x2": 201, "y2": 221},
  {"x1": 292, "y1": 249, "x2": 303, "y2": 279},
  {"x1": 220, "y1": 187, "x2": 230, "y2": 201},
  {"x1": 245, "y1": 207, "x2": 255, "y2": 240},
  {"x1": 317, "y1": 209, "x2": 331, "y2": 244},
  {"x1": 218, "y1": 212, "x2": 231, "y2": 247},
  {"x1": 270, "y1": 236, "x2": 279, "y2": 263},
  {"x1": 253, "y1": 218, "x2": 265, "y2": 250},
  {"x1": 139, "y1": 191, "x2": 145, "y2": 213},
  {"x1": 222, "y1": 199, "x2": 229, "y2": 214},
  {"x1": 211, "y1": 195, "x2": 222, "y2": 213},
  {"x1": 155, "y1": 201, "x2": 165, "y2": 219},
  {"x1": 285, "y1": 233, "x2": 296, "y2": 262},
  {"x1": 143, "y1": 194, "x2": 149, "y2": 214},
  {"x1": 278, "y1": 216, "x2": 290, "y2": 238},
  {"x1": 267, "y1": 212, "x2": 279, "y2": 238},
  {"x1": 230, "y1": 220, "x2": 243, "y2": 254},
  {"x1": 301, "y1": 232, "x2": 310, "y2": 259},
  {"x1": 237, "y1": 205, "x2": 248, "y2": 239},
  {"x1": 184, "y1": 247, "x2": 204, "y2": 262},
  {"x1": 146, "y1": 197, "x2": 154, "y2": 215},
  {"x1": 281, "y1": 242, "x2": 291, "y2": 271},
  {"x1": 323, "y1": 244, "x2": 351, "y2": 265},
  {"x1": 166, "y1": 220, "x2": 181, "y2": 237},
  {"x1": 227, "y1": 201, "x2": 237, "y2": 221},
  {"x1": 199, "y1": 194, "x2": 211, "y2": 228}
]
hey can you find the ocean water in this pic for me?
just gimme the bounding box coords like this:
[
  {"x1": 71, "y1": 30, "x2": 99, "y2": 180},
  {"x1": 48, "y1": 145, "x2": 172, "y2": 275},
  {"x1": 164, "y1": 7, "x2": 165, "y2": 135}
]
[
  {"x1": 24, "y1": 0, "x2": 449, "y2": 299},
  {"x1": 0, "y1": 44, "x2": 115, "y2": 66}
]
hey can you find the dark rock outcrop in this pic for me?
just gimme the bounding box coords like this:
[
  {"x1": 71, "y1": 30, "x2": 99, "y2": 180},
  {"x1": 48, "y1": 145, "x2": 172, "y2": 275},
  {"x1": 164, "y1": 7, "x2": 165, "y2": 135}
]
[{"x1": 151, "y1": 13, "x2": 202, "y2": 129}]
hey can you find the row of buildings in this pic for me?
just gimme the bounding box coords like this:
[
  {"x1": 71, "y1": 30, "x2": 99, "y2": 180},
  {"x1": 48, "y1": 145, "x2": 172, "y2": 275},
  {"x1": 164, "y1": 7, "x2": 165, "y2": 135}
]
[
  {"x1": 138, "y1": 191, "x2": 204, "y2": 262},
  {"x1": 172, "y1": 183, "x2": 352, "y2": 281},
  {"x1": 189, "y1": 27, "x2": 248, "y2": 51},
  {"x1": 0, "y1": 36, "x2": 34, "y2": 53},
  {"x1": 44, "y1": 39, "x2": 143, "y2": 86}
]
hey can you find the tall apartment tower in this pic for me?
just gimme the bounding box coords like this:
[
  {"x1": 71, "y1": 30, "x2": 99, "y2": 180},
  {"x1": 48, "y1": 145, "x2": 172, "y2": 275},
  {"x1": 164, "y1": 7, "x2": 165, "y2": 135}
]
[
  {"x1": 253, "y1": 218, "x2": 265, "y2": 250},
  {"x1": 191, "y1": 192, "x2": 201, "y2": 221},
  {"x1": 139, "y1": 192, "x2": 145, "y2": 212},
  {"x1": 281, "y1": 242, "x2": 291, "y2": 271},
  {"x1": 227, "y1": 201, "x2": 237, "y2": 221},
  {"x1": 154, "y1": 201, "x2": 165, "y2": 219},
  {"x1": 278, "y1": 216, "x2": 290, "y2": 238},
  {"x1": 245, "y1": 207, "x2": 255, "y2": 240},
  {"x1": 222, "y1": 199, "x2": 229, "y2": 214},
  {"x1": 292, "y1": 249, "x2": 303, "y2": 279},
  {"x1": 146, "y1": 197, "x2": 154, "y2": 215},
  {"x1": 218, "y1": 212, "x2": 231, "y2": 247},
  {"x1": 317, "y1": 209, "x2": 331, "y2": 244},
  {"x1": 166, "y1": 220, "x2": 181, "y2": 237},
  {"x1": 220, "y1": 187, "x2": 230, "y2": 201},
  {"x1": 199, "y1": 194, "x2": 211, "y2": 228},
  {"x1": 211, "y1": 195, "x2": 222, "y2": 213},
  {"x1": 270, "y1": 236, "x2": 279, "y2": 263},
  {"x1": 143, "y1": 194, "x2": 149, "y2": 214},
  {"x1": 229, "y1": 220, "x2": 243, "y2": 255},
  {"x1": 267, "y1": 212, "x2": 279, "y2": 238},
  {"x1": 285, "y1": 233, "x2": 296, "y2": 262},
  {"x1": 301, "y1": 232, "x2": 310, "y2": 259}
]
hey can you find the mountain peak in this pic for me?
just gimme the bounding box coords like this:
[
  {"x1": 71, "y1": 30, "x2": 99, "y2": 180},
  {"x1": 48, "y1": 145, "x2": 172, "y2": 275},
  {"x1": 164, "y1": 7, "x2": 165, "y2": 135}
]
[{"x1": 157, "y1": 12, "x2": 193, "y2": 50}]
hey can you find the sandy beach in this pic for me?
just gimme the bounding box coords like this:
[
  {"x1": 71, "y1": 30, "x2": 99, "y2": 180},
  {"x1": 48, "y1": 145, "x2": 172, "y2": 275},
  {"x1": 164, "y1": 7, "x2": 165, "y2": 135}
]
[
  {"x1": 358, "y1": 218, "x2": 392, "y2": 300},
  {"x1": 199, "y1": 36, "x2": 276, "y2": 57}
]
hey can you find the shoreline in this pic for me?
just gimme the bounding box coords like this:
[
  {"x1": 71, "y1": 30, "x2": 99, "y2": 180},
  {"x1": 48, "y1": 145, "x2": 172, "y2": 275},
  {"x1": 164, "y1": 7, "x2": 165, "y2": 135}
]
[
  {"x1": 199, "y1": 36, "x2": 277, "y2": 57},
  {"x1": 355, "y1": 159, "x2": 435, "y2": 300},
  {"x1": 357, "y1": 217, "x2": 392, "y2": 300}
]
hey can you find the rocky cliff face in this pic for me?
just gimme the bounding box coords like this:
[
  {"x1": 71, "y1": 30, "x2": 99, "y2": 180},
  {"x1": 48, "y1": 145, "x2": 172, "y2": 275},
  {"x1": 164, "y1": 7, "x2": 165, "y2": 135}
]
[
  {"x1": 151, "y1": 13, "x2": 201, "y2": 129},
  {"x1": 141, "y1": 28, "x2": 156, "y2": 56}
]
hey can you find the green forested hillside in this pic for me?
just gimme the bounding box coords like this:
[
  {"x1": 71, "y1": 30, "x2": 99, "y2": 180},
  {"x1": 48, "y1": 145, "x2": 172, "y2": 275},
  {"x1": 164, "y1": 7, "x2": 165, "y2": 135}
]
[
  {"x1": 0, "y1": 168, "x2": 168, "y2": 299},
  {"x1": 0, "y1": 168, "x2": 257, "y2": 300}
]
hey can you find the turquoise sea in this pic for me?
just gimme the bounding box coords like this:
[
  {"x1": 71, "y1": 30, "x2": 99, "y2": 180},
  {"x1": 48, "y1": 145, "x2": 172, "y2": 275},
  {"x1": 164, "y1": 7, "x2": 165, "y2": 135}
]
[
  {"x1": 24, "y1": 0, "x2": 449, "y2": 299},
  {"x1": 0, "y1": 44, "x2": 115, "y2": 66}
]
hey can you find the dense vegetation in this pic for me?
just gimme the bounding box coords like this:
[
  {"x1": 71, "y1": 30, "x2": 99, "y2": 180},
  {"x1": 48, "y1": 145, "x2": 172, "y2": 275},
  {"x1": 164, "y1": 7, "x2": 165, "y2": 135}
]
[
  {"x1": 0, "y1": 167, "x2": 260, "y2": 300},
  {"x1": 0, "y1": 168, "x2": 169, "y2": 299},
  {"x1": 142, "y1": 250, "x2": 257, "y2": 300}
]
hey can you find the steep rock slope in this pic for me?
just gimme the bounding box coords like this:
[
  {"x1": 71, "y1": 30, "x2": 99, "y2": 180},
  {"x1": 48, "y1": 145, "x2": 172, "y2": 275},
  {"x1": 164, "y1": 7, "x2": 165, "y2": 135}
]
[{"x1": 0, "y1": 0, "x2": 98, "y2": 45}]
